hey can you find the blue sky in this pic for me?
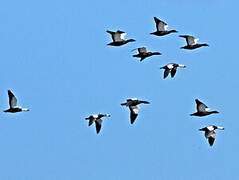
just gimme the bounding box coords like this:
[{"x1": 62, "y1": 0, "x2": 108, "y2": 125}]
[{"x1": 0, "y1": 0, "x2": 238, "y2": 179}]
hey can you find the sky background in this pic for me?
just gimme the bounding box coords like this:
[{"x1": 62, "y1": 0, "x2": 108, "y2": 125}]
[{"x1": 0, "y1": 0, "x2": 238, "y2": 179}]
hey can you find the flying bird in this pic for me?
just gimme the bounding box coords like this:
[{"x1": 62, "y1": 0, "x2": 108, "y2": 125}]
[
  {"x1": 190, "y1": 99, "x2": 219, "y2": 117},
  {"x1": 132, "y1": 47, "x2": 161, "y2": 61},
  {"x1": 4, "y1": 90, "x2": 29, "y2": 113},
  {"x1": 199, "y1": 125, "x2": 224, "y2": 146},
  {"x1": 121, "y1": 98, "x2": 150, "y2": 124},
  {"x1": 85, "y1": 113, "x2": 110, "y2": 134},
  {"x1": 179, "y1": 35, "x2": 209, "y2": 50},
  {"x1": 106, "y1": 30, "x2": 136, "y2": 46},
  {"x1": 160, "y1": 63, "x2": 186, "y2": 79},
  {"x1": 150, "y1": 17, "x2": 177, "y2": 36}
]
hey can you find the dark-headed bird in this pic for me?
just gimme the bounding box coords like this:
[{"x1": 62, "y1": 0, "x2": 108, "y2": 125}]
[
  {"x1": 160, "y1": 63, "x2": 186, "y2": 79},
  {"x1": 106, "y1": 30, "x2": 135, "y2": 46},
  {"x1": 4, "y1": 90, "x2": 29, "y2": 113},
  {"x1": 85, "y1": 113, "x2": 110, "y2": 134},
  {"x1": 191, "y1": 99, "x2": 219, "y2": 117},
  {"x1": 132, "y1": 47, "x2": 161, "y2": 61},
  {"x1": 179, "y1": 35, "x2": 209, "y2": 50},
  {"x1": 150, "y1": 17, "x2": 177, "y2": 36},
  {"x1": 199, "y1": 125, "x2": 224, "y2": 146},
  {"x1": 121, "y1": 98, "x2": 150, "y2": 124}
]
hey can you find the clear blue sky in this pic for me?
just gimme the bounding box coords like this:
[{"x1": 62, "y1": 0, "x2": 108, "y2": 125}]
[{"x1": 0, "y1": 0, "x2": 237, "y2": 179}]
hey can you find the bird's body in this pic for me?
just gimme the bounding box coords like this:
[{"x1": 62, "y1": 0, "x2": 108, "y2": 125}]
[
  {"x1": 160, "y1": 63, "x2": 186, "y2": 79},
  {"x1": 106, "y1": 30, "x2": 135, "y2": 46},
  {"x1": 150, "y1": 17, "x2": 177, "y2": 37},
  {"x1": 121, "y1": 98, "x2": 150, "y2": 124},
  {"x1": 179, "y1": 35, "x2": 209, "y2": 50},
  {"x1": 85, "y1": 113, "x2": 110, "y2": 134},
  {"x1": 191, "y1": 99, "x2": 219, "y2": 117},
  {"x1": 132, "y1": 47, "x2": 161, "y2": 61},
  {"x1": 199, "y1": 125, "x2": 224, "y2": 146},
  {"x1": 4, "y1": 90, "x2": 29, "y2": 113}
]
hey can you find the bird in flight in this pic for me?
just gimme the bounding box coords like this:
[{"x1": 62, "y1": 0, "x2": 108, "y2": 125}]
[
  {"x1": 85, "y1": 113, "x2": 110, "y2": 134},
  {"x1": 150, "y1": 17, "x2": 177, "y2": 36},
  {"x1": 4, "y1": 90, "x2": 29, "y2": 113},
  {"x1": 190, "y1": 99, "x2": 219, "y2": 117},
  {"x1": 106, "y1": 30, "x2": 135, "y2": 46},
  {"x1": 132, "y1": 47, "x2": 161, "y2": 61},
  {"x1": 179, "y1": 35, "x2": 209, "y2": 50},
  {"x1": 199, "y1": 125, "x2": 224, "y2": 146},
  {"x1": 160, "y1": 63, "x2": 186, "y2": 79},
  {"x1": 121, "y1": 98, "x2": 150, "y2": 124}
]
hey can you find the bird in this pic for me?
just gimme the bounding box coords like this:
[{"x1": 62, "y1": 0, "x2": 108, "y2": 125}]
[
  {"x1": 199, "y1": 125, "x2": 224, "y2": 146},
  {"x1": 4, "y1": 90, "x2": 29, "y2": 113},
  {"x1": 190, "y1": 99, "x2": 219, "y2": 117},
  {"x1": 160, "y1": 63, "x2": 186, "y2": 79},
  {"x1": 85, "y1": 113, "x2": 110, "y2": 134},
  {"x1": 132, "y1": 47, "x2": 161, "y2": 61},
  {"x1": 179, "y1": 35, "x2": 209, "y2": 50},
  {"x1": 106, "y1": 30, "x2": 136, "y2": 46},
  {"x1": 150, "y1": 17, "x2": 177, "y2": 36},
  {"x1": 121, "y1": 98, "x2": 150, "y2": 124}
]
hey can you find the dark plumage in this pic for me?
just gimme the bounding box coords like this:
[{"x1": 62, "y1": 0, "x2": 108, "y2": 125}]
[
  {"x1": 4, "y1": 90, "x2": 29, "y2": 113},
  {"x1": 106, "y1": 30, "x2": 135, "y2": 46},
  {"x1": 160, "y1": 63, "x2": 186, "y2": 79},
  {"x1": 121, "y1": 98, "x2": 150, "y2": 124},
  {"x1": 190, "y1": 99, "x2": 219, "y2": 117},
  {"x1": 150, "y1": 17, "x2": 177, "y2": 36},
  {"x1": 199, "y1": 125, "x2": 224, "y2": 146},
  {"x1": 85, "y1": 113, "x2": 110, "y2": 134},
  {"x1": 132, "y1": 47, "x2": 161, "y2": 61},
  {"x1": 179, "y1": 35, "x2": 209, "y2": 50}
]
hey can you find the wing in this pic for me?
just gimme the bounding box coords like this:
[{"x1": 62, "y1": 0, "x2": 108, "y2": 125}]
[
  {"x1": 138, "y1": 47, "x2": 147, "y2": 53},
  {"x1": 170, "y1": 67, "x2": 177, "y2": 78},
  {"x1": 154, "y1": 17, "x2": 168, "y2": 31},
  {"x1": 88, "y1": 119, "x2": 94, "y2": 126},
  {"x1": 180, "y1": 35, "x2": 197, "y2": 46},
  {"x1": 114, "y1": 32, "x2": 124, "y2": 42},
  {"x1": 106, "y1": 30, "x2": 124, "y2": 42},
  {"x1": 195, "y1": 99, "x2": 208, "y2": 112},
  {"x1": 163, "y1": 69, "x2": 170, "y2": 79},
  {"x1": 208, "y1": 135, "x2": 215, "y2": 146},
  {"x1": 129, "y1": 105, "x2": 139, "y2": 124},
  {"x1": 186, "y1": 36, "x2": 197, "y2": 45},
  {"x1": 95, "y1": 119, "x2": 102, "y2": 134},
  {"x1": 8, "y1": 90, "x2": 17, "y2": 108}
]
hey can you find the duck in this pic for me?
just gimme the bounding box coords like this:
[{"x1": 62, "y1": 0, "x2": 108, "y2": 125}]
[
  {"x1": 190, "y1": 99, "x2": 219, "y2": 117},
  {"x1": 121, "y1": 98, "x2": 150, "y2": 124},
  {"x1": 85, "y1": 113, "x2": 110, "y2": 134},
  {"x1": 150, "y1": 17, "x2": 177, "y2": 36},
  {"x1": 106, "y1": 30, "x2": 136, "y2": 46},
  {"x1": 4, "y1": 90, "x2": 29, "y2": 113},
  {"x1": 160, "y1": 63, "x2": 186, "y2": 79},
  {"x1": 179, "y1": 35, "x2": 209, "y2": 50},
  {"x1": 132, "y1": 47, "x2": 161, "y2": 61},
  {"x1": 199, "y1": 125, "x2": 224, "y2": 146}
]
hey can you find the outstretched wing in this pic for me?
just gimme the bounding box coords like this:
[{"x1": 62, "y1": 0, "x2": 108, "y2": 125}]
[
  {"x1": 154, "y1": 17, "x2": 168, "y2": 31},
  {"x1": 207, "y1": 131, "x2": 216, "y2": 146},
  {"x1": 8, "y1": 90, "x2": 17, "y2": 108},
  {"x1": 170, "y1": 67, "x2": 177, "y2": 78},
  {"x1": 195, "y1": 99, "x2": 208, "y2": 112},
  {"x1": 180, "y1": 35, "x2": 197, "y2": 46},
  {"x1": 106, "y1": 30, "x2": 124, "y2": 42},
  {"x1": 95, "y1": 119, "x2": 102, "y2": 134},
  {"x1": 163, "y1": 69, "x2": 170, "y2": 79},
  {"x1": 138, "y1": 47, "x2": 147, "y2": 54},
  {"x1": 129, "y1": 105, "x2": 139, "y2": 124}
]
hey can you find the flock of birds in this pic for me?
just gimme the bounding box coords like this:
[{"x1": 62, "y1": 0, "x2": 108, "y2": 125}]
[{"x1": 6, "y1": 17, "x2": 224, "y2": 147}]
